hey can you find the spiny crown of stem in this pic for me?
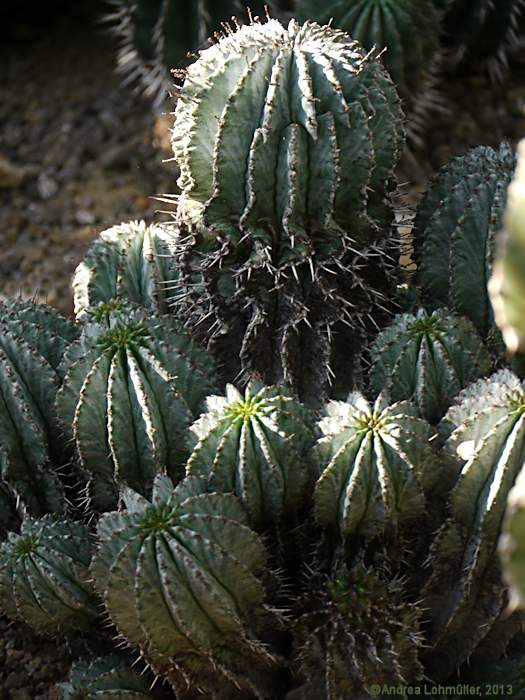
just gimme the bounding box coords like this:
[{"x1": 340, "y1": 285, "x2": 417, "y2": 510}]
[
  {"x1": 227, "y1": 392, "x2": 267, "y2": 422},
  {"x1": 508, "y1": 392, "x2": 525, "y2": 414},
  {"x1": 354, "y1": 409, "x2": 386, "y2": 433},
  {"x1": 330, "y1": 570, "x2": 369, "y2": 611},
  {"x1": 314, "y1": 393, "x2": 435, "y2": 539},
  {"x1": 89, "y1": 300, "x2": 129, "y2": 324},
  {"x1": 408, "y1": 315, "x2": 444, "y2": 339},
  {"x1": 13, "y1": 534, "x2": 39, "y2": 558},
  {"x1": 139, "y1": 503, "x2": 178, "y2": 533},
  {"x1": 97, "y1": 322, "x2": 148, "y2": 352}
]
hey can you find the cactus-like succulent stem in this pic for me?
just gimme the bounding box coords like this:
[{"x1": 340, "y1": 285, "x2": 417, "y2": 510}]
[
  {"x1": 171, "y1": 18, "x2": 405, "y2": 403},
  {"x1": 414, "y1": 143, "x2": 516, "y2": 340},
  {"x1": 91, "y1": 475, "x2": 284, "y2": 697},
  {"x1": 369, "y1": 308, "x2": 492, "y2": 424},
  {"x1": 0, "y1": 516, "x2": 99, "y2": 636},
  {"x1": 313, "y1": 391, "x2": 437, "y2": 541},
  {"x1": 57, "y1": 305, "x2": 217, "y2": 510},
  {"x1": 423, "y1": 370, "x2": 525, "y2": 678},
  {"x1": 0, "y1": 300, "x2": 78, "y2": 515},
  {"x1": 73, "y1": 220, "x2": 177, "y2": 319}
]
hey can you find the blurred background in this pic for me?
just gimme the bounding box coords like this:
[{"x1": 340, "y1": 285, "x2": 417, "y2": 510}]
[
  {"x1": 0, "y1": 0, "x2": 175, "y2": 316},
  {"x1": 0, "y1": 0, "x2": 525, "y2": 314}
]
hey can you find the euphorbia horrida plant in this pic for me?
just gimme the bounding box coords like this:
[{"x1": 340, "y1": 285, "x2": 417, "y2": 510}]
[
  {"x1": 491, "y1": 138, "x2": 525, "y2": 611},
  {"x1": 289, "y1": 562, "x2": 425, "y2": 698},
  {"x1": 413, "y1": 143, "x2": 516, "y2": 339},
  {"x1": 2, "y1": 8, "x2": 525, "y2": 700},
  {"x1": 0, "y1": 516, "x2": 98, "y2": 636},
  {"x1": 73, "y1": 220, "x2": 176, "y2": 319},
  {"x1": 313, "y1": 391, "x2": 437, "y2": 541},
  {"x1": 490, "y1": 138, "x2": 525, "y2": 354},
  {"x1": 369, "y1": 308, "x2": 492, "y2": 424},
  {"x1": 186, "y1": 383, "x2": 315, "y2": 529},
  {"x1": 91, "y1": 474, "x2": 283, "y2": 698},
  {"x1": 423, "y1": 370, "x2": 525, "y2": 679},
  {"x1": 171, "y1": 17, "x2": 404, "y2": 405},
  {"x1": 0, "y1": 299, "x2": 78, "y2": 515},
  {"x1": 56, "y1": 304, "x2": 216, "y2": 510}
]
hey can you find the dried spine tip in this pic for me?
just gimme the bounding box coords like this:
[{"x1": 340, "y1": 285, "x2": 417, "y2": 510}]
[
  {"x1": 56, "y1": 304, "x2": 217, "y2": 511},
  {"x1": 171, "y1": 17, "x2": 404, "y2": 402},
  {"x1": 369, "y1": 308, "x2": 492, "y2": 424}
]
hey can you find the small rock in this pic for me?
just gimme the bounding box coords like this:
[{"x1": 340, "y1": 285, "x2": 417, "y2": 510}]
[
  {"x1": 0, "y1": 155, "x2": 36, "y2": 189},
  {"x1": 37, "y1": 172, "x2": 59, "y2": 199},
  {"x1": 134, "y1": 194, "x2": 151, "y2": 211},
  {"x1": 5, "y1": 671, "x2": 20, "y2": 689},
  {"x1": 75, "y1": 209, "x2": 96, "y2": 225},
  {"x1": 99, "y1": 109, "x2": 117, "y2": 129},
  {"x1": 34, "y1": 666, "x2": 53, "y2": 682},
  {"x1": 25, "y1": 656, "x2": 42, "y2": 673},
  {"x1": 6, "y1": 648, "x2": 25, "y2": 662},
  {"x1": 99, "y1": 142, "x2": 133, "y2": 170}
]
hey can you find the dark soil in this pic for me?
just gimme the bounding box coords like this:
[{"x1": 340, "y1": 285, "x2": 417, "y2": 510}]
[
  {"x1": 0, "y1": 617, "x2": 69, "y2": 700},
  {"x1": 0, "y1": 2, "x2": 524, "y2": 698}
]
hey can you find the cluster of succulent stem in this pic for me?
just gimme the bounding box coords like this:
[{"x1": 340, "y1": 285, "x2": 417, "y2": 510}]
[{"x1": 2, "y1": 12, "x2": 525, "y2": 700}]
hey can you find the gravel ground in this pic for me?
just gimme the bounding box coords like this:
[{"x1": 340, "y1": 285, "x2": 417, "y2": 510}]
[
  {"x1": 0, "y1": 617, "x2": 70, "y2": 700},
  {"x1": 0, "y1": 3, "x2": 525, "y2": 698},
  {"x1": 0, "y1": 2, "x2": 176, "y2": 316}
]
